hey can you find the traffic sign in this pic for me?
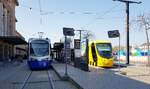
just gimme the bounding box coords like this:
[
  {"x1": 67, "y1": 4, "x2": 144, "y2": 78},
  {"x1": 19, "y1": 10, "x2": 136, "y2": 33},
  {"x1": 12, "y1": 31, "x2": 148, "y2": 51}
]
[
  {"x1": 74, "y1": 39, "x2": 80, "y2": 49},
  {"x1": 108, "y1": 30, "x2": 120, "y2": 38},
  {"x1": 63, "y1": 27, "x2": 75, "y2": 36}
]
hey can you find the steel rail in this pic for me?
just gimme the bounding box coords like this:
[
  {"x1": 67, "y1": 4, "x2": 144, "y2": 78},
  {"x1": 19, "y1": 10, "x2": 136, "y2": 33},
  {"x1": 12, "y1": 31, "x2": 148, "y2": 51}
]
[
  {"x1": 20, "y1": 71, "x2": 32, "y2": 89},
  {"x1": 47, "y1": 70, "x2": 55, "y2": 89}
]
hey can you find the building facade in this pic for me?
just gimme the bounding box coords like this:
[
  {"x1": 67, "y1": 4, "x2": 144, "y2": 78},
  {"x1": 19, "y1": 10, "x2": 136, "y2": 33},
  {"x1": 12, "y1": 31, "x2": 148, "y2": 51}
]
[
  {"x1": 0, "y1": 0, "x2": 18, "y2": 36},
  {"x1": 0, "y1": 0, "x2": 26, "y2": 61},
  {"x1": 139, "y1": 43, "x2": 150, "y2": 51},
  {"x1": 14, "y1": 31, "x2": 27, "y2": 59}
]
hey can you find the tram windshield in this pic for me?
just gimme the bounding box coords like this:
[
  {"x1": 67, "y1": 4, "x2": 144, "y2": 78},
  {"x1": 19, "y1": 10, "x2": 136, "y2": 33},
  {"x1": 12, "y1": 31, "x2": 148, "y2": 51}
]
[
  {"x1": 96, "y1": 43, "x2": 112, "y2": 58},
  {"x1": 30, "y1": 40, "x2": 49, "y2": 57}
]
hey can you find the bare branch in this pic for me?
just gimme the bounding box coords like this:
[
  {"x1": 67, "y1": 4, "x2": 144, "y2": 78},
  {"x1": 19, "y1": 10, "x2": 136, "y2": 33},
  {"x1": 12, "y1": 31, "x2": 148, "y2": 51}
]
[{"x1": 82, "y1": 30, "x2": 95, "y2": 39}]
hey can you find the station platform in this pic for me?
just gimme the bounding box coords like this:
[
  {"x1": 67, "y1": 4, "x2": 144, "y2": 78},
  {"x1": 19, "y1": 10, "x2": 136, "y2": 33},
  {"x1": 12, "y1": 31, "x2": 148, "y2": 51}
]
[
  {"x1": 0, "y1": 60, "x2": 26, "y2": 81},
  {"x1": 52, "y1": 63, "x2": 150, "y2": 89}
]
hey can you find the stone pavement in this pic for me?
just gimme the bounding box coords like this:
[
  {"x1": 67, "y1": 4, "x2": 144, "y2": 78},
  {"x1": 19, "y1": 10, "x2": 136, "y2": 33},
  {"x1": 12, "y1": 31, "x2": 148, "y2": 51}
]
[
  {"x1": 118, "y1": 65, "x2": 150, "y2": 84},
  {"x1": 0, "y1": 60, "x2": 26, "y2": 81},
  {"x1": 52, "y1": 63, "x2": 150, "y2": 89},
  {"x1": 0, "y1": 61, "x2": 78, "y2": 89}
]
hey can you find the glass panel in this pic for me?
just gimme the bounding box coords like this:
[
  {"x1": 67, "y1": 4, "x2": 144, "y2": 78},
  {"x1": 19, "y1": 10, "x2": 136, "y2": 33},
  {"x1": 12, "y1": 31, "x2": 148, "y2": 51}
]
[
  {"x1": 96, "y1": 43, "x2": 112, "y2": 51},
  {"x1": 96, "y1": 43, "x2": 112, "y2": 58},
  {"x1": 30, "y1": 40, "x2": 49, "y2": 57}
]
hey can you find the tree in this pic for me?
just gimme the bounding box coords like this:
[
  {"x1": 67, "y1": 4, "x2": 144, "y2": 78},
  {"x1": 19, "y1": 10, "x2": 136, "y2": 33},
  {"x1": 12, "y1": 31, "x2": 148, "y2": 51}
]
[
  {"x1": 113, "y1": 46, "x2": 125, "y2": 53},
  {"x1": 82, "y1": 30, "x2": 95, "y2": 40},
  {"x1": 136, "y1": 14, "x2": 150, "y2": 66}
]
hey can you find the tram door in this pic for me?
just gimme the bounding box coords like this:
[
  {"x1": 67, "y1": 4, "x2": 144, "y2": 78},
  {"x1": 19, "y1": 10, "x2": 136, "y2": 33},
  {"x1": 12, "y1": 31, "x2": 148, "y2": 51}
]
[{"x1": 91, "y1": 43, "x2": 97, "y2": 66}]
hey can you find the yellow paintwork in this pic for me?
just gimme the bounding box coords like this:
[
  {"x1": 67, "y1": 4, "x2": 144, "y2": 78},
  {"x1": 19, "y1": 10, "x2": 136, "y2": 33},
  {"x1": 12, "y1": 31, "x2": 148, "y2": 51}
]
[{"x1": 88, "y1": 40, "x2": 114, "y2": 67}]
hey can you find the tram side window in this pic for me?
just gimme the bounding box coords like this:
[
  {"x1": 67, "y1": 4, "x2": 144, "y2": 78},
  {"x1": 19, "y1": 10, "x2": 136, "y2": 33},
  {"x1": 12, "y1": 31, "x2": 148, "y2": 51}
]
[{"x1": 91, "y1": 43, "x2": 97, "y2": 61}]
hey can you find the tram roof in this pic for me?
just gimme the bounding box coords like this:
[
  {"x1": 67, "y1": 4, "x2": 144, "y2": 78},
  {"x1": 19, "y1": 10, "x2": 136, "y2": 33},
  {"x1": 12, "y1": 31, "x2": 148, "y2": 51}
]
[
  {"x1": 89, "y1": 40, "x2": 111, "y2": 44},
  {"x1": 28, "y1": 38, "x2": 50, "y2": 42}
]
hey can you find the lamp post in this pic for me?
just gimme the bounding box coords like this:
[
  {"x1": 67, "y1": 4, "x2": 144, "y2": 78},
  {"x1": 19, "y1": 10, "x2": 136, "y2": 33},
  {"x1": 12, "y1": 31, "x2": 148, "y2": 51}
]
[{"x1": 113, "y1": 0, "x2": 142, "y2": 64}]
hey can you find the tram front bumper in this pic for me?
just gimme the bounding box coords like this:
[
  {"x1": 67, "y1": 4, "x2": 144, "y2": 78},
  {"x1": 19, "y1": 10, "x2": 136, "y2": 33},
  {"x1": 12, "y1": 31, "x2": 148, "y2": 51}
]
[{"x1": 27, "y1": 60, "x2": 52, "y2": 69}]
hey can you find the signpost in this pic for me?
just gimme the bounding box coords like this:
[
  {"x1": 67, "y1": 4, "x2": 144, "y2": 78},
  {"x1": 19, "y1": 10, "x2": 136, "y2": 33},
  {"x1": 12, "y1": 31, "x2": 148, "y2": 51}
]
[
  {"x1": 63, "y1": 27, "x2": 75, "y2": 36},
  {"x1": 80, "y1": 38, "x2": 89, "y2": 71},
  {"x1": 108, "y1": 30, "x2": 121, "y2": 71},
  {"x1": 108, "y1": 30, "x2": 120, "y2": 38},
  {"x1": 74, "y1": 39, "x2": 81, "y2": 67},
  {"x1": 63, "y1": 27, "x2": 74, "y2": 77}
]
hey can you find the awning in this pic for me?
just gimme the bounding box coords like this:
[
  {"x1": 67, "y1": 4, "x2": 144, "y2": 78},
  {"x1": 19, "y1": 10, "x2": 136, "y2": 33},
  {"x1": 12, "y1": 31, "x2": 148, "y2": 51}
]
[
  {"x1": 16, "y1": 47, "x2": 26, "y2": 51},
  {"x1": 0, "y1": 36, "x2": 27, "y2": 45}
]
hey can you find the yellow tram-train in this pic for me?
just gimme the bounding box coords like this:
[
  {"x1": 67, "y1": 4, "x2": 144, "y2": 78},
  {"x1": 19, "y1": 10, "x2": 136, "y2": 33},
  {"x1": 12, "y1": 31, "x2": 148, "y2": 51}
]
[{"x1": 88, "y1": 40, "x2": 114, "y2": 67}]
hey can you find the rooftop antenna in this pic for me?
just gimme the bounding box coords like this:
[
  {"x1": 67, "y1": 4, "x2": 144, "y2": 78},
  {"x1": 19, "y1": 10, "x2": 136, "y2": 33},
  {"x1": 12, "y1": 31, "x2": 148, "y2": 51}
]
[{"x1": 38, "y1": 32, "x2": 44, "y2": 38}]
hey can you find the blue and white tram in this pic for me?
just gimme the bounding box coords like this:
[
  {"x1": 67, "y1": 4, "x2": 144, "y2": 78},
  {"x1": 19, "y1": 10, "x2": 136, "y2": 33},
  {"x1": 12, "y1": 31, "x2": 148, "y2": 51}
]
[{"x1": 27, "y1": 38, "x2": 52, "y2": 70}]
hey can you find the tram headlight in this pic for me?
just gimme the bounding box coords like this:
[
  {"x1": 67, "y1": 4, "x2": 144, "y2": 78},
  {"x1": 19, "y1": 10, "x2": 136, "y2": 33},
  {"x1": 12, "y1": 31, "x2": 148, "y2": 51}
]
[
  {"x1": 30, "y1": 58, "x2": 37, "y2": 61},
  {"x1": 42, "y1": 58, "x2": 49, "y2": 61}
]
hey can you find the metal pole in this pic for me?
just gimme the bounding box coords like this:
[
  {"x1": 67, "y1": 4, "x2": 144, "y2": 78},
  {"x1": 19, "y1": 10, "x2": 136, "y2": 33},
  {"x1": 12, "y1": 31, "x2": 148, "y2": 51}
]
[
  {"x1": 65, "y1": 36, "x2": 68, "y2": 76},
  {"x1": 86, "y1": 39, "x2": 89, "y2": 71},
  {"x1": 76, "y1": 30, "x2": 86, "y2": 40},
  {"x1": 119, "y1": 35, "x2": 121, "y2": 72},
  {"x1": 126, "y1": 2, "x2": 130, "y2": 64},
  {"x1": 79, "y1": 31, "x2": 82, "y2": 40},
  {"x1": 113, "y1": 0, "x2": 142, "y2": 65}
]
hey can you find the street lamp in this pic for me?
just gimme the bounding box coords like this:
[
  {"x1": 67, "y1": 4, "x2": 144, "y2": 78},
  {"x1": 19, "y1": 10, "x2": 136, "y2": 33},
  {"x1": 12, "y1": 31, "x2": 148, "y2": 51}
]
[{"x1": 113, "y1": 0, "x2": 141, "y2": 65}]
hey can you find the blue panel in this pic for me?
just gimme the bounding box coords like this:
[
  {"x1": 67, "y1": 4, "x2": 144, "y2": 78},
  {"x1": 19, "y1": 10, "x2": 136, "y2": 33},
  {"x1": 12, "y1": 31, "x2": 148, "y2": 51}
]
[{"x1": 27, "y1": 60, "x2": 52, "y2": 70}]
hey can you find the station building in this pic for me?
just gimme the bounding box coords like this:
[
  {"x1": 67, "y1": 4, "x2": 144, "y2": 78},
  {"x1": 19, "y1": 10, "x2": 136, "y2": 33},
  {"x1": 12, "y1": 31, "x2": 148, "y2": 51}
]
[{"x1": 0, "y1": 0, "x2": 27, "y2": 61}]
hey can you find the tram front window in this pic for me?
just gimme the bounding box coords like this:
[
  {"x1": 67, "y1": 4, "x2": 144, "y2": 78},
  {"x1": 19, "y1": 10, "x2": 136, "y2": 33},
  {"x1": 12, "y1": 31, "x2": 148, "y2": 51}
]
[
  {"x1": 30, "y1": 41, "x2": 49, "y2": 57},
  {"x1": 96, "y1": 43, "x2": 112, "y2": 58}
]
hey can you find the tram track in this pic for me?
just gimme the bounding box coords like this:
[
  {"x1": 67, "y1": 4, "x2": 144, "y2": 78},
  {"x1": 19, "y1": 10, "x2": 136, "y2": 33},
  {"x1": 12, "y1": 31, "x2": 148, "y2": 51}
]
[
  {"x1": 47, "y1": 70, "x2": 55, "y2": 89},
  {"x1": 20, "y1": 71, "x2": 32, "y2": 89},
  {"x1": 20, "y1": 70, "x2": 55, "y2": 89},
  {"x1": 0, "y1": 63, "x2": 77, "y2": 89}
]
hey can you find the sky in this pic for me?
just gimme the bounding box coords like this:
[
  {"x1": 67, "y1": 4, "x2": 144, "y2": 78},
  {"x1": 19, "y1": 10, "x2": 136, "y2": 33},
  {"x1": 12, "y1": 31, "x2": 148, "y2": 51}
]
[{"x1": 16, "y1": 0, "x2": 150, "y2": 47}]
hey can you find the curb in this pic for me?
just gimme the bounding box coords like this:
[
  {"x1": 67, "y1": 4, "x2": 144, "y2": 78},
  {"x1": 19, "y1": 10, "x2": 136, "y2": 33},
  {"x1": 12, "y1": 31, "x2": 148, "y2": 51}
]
[
  {"x1": 68, "y1": 76, "x2": 83, "y2": 89},
  {"x1": 52, "y1": 65, "x2": 83, "y2": 89}
]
